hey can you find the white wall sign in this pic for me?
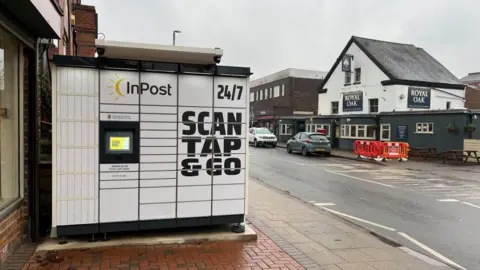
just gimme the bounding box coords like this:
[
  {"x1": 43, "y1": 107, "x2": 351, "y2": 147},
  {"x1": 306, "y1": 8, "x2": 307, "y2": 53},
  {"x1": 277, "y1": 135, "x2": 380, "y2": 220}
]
[
  {"x1": 100, "y1": 164, "x2": 139, "y2": 172},
  {"x1": 214, "y1": 77, "x2": 248, "y2": 108},
  {"x1": 140, "y1": 73, "x2": 178, "y2": 106},
  {"x1": 178, "y1": 75, "x2": 213, "y2": 107},
  {"x1": 100, "y1": 70, "x2": 140, "y2": 104}
]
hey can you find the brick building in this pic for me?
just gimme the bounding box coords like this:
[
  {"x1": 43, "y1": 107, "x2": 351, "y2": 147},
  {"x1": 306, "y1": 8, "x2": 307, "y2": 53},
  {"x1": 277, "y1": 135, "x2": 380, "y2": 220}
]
[
  {"x1": 249, "y1": 68, "x2": 326, "y2": 129},
  {"x1": 461, "y1": 72, "x2": 480, "y2": 109},
  {"x1": 0, "y1": 0, "x2": 97, "y2": 263}
]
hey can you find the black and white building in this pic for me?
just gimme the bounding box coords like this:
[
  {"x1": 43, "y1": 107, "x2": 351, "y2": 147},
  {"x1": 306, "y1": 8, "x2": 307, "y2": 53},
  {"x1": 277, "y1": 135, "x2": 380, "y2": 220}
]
[{"x1": 317, "y1": 36, "x2": 466, "y2": 115}]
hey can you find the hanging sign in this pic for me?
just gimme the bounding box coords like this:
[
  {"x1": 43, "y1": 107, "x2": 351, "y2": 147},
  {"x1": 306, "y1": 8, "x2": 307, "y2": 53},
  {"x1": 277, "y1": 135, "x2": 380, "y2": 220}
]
[{"x1": 342, "y1": 55, "x2": 353, "y2": 72}]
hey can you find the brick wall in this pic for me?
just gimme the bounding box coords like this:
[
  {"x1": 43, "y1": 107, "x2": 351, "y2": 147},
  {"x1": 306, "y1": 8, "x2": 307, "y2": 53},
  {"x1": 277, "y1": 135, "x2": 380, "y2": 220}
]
[
  {"x1": 0, "y1": 52, "x2": 30, "y2": 264},
  {"x1": 250, "y1": 78, "x2": 291, "y2": 116},
  {"x1": 465, "y1": 83, "x2": 480, "y2": 110},
  {"x1": 72, "y1": 4, "x2": 97, "y2": 57},
  {"x1": 291, "y1": 78, "x2": 321, "y2": 114},
  {"x1": 250, "y1": 77, "x2": 323, "y2": 117}
]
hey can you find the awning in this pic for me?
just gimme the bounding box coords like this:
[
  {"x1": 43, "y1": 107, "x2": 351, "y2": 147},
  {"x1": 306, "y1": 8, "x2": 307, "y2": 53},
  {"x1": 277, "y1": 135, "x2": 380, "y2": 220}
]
[
  {"x1": 95, "y1": 39, "x2": 224, "y2": 65},
  {"x1": 1, "y1": 0, "x2": 61, "y2": 39}
]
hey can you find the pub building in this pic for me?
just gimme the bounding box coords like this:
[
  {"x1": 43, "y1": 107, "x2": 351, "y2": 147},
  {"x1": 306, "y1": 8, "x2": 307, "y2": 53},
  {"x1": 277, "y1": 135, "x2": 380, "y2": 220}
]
[
  {"x1": 276, "y1": 36, "x2": 480, "y2": 153},
  {"x1": 0, "y1": 0, "x2": 64, "y2": 263}
]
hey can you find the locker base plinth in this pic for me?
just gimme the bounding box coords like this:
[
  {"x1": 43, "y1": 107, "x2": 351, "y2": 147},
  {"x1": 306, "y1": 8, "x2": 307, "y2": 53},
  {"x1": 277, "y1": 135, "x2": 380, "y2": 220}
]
[{"x1": 56, "y1": 214, "x2": 245, "y2": 237}]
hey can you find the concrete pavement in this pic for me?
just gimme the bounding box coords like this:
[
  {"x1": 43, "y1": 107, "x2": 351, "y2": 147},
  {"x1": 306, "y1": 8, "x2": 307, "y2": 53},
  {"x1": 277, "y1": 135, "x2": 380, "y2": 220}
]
[
  {"x1": 250, "y1": 146, "x2": 480, "y2": 269},
  {"x1": 248, "y1": 180, "x2": 451, "y2": 269}
]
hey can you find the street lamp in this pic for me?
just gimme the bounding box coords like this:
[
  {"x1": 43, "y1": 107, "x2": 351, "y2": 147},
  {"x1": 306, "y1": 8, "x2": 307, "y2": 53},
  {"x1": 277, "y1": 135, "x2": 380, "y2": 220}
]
[{"x1": 172, "y1": 30, "x2": 181, "y2": 46}]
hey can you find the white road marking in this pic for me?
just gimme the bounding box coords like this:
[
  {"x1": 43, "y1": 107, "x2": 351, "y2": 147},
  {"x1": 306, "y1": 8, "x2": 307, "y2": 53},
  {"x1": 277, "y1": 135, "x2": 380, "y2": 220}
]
[
  {"x1": 462, "y1": 201, "x2": 480, "y2": 209},
  {"x1": 324, "y1": 170, "x2": 395, "y2": 188},
  {"x1": 398, "y1": 247, "x2": 449, "y2": 267},
  {"x1": 314, "y1": 203, "x2": 336, "y2": 206},
  {"x1": 272, "y1": 157, "x2": 305, "y2": 166},
  {"x1": 436, "y1": 199, "x2": 459, "y2": 202},
  {"x1": 398, "y1": 232, "x2": 467, "y2": 270},
  {"x1": 323, "y1": 169, "x2": 374, "y2": 173},
  {"x1": 321, "y1": 207, "x2": 396, "y2": 231}
]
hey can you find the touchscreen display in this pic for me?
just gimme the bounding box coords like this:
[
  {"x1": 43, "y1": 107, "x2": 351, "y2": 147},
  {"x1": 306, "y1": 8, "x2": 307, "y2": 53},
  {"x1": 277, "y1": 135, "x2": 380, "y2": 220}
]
[
  {"x1": 105, "y1": 131, "x2": 133, "y2": 154},
  {"x1": 109, "y1": 136, "x2": 130, "y2": 151}
]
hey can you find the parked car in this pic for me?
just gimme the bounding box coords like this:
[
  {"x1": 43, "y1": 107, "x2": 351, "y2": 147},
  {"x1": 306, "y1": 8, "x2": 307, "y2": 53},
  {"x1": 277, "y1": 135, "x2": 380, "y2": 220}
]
[
  {"x1": 286, "y1": 132, "x2": 331, "y2": 156},
  {"x1": 249, "y1": 127, "x2": 277, "y2": 147}
]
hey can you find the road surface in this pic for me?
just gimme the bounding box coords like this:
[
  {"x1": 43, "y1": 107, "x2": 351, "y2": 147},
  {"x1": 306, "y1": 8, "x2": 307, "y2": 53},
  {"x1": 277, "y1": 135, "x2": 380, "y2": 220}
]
[{"x1": 249, "y1": 146, "x2": 480, "y2": 270}]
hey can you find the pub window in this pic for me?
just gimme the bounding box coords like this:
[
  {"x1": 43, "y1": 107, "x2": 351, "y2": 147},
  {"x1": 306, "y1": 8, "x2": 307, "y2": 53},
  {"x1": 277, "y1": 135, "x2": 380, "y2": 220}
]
[
  {"x1": 340, "y1": 124, "x2": 376, "y2": 139},
  {"x1": 416, "y1": 122, "x2": 434, "y2": 134},
  {"x1": 306, "y1": 124, "x2": 331, "y2": 137},
  {"x1": 380, "y1": 124, "x2": 391, "y2": 141},
  {"x1": 369, "y1": 98, "x2": 379, "y2": 113},
  {"x1": 331, "y1": 101, "x2": 339, "y2": 114},
  {"x1": 280, "y1": 124, "x2": 293, "y2": 135},
  {"x1": 345, "y1": 71, "x2": 351, "y2": 85},
  {"x1": 354, "y1": 68, "x2": 361, "y2": 83}
]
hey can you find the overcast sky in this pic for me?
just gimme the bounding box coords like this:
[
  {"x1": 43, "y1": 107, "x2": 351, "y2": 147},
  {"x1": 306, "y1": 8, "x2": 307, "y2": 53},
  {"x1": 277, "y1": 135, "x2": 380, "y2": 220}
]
[{"x1": 83, "y1": 0, "x2": 479, "y2": 80}]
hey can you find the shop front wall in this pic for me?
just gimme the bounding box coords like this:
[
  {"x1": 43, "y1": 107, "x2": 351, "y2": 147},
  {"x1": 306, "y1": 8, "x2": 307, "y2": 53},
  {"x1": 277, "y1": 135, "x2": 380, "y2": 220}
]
[
  {"x1": 471, "y1": 115, "x2": 480, "y2": 140},
  {"x1": 0, "y1": 25, "x2": 26, "y2": 263},
  {"x1": 278, "y1": 119, "x2": 295, "y2": 143},
  {"x1": 338, "y1": 117, "x2": 376, "y2": 150},
  {"x1": 308, "y1": 118, "x2": 336, "y2": 138},
  {"x1": 379, "y1": 113, "x2": 470, "y2": 153}
]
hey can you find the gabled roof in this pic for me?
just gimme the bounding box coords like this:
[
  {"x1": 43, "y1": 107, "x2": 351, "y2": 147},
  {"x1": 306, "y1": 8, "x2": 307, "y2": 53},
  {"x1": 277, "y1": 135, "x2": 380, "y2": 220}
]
[
  {"x1": 461, "y1": 72, "x2": 480, "y2": 84},
  {"x1": 318, "y1": 36, "x2": 465, "y2": 92}
]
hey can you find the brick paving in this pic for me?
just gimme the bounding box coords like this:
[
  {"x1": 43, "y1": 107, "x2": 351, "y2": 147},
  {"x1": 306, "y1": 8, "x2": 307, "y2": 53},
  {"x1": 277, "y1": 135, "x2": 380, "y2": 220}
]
[
  {"x1": 3, "y1": 178, "x2": 453, "y2": 270},
  {"x1": 19, "y1": 225, "x2": 304, "y2": 270}
]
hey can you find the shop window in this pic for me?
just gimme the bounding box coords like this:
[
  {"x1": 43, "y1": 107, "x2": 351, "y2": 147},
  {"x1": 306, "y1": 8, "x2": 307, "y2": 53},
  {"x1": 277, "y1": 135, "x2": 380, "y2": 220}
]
[
  {"x1": 380, "y1": 124, "x2": 391, "y2": 141},
  {"x1": 340, "y1": 124, "x2": 376, "y2": 139},
  {"x1": 369, "y1": 98, "x2": 378, "y2": 113},
  {"x1": 0, "y1": 27, "x2": 21, "y2": 211},
  {"x1": 416, "y1": 122, "x2": 434, "y2": 134},
  {"x1": 344, "y1": 72, "x2": 351, "y2": 85},
  {"x1": 280, "y1": 124, "x2": 293, "y2": 135},
  {"x1": 331, "y1": 101, "x2": 339, "y2": 114},
  {"x1": 354, "y1": 68, "x2": 361, "y2": 83},
  {"x1": 306, "y1": 124, "x2": 331, "y2": 137}
]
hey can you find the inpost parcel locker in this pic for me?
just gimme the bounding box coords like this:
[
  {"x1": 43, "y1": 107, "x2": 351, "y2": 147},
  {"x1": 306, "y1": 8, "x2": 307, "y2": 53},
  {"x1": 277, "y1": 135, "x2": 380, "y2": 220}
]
[{"x1": 51, "y1": 41, "x2": 251, "y2": 237}]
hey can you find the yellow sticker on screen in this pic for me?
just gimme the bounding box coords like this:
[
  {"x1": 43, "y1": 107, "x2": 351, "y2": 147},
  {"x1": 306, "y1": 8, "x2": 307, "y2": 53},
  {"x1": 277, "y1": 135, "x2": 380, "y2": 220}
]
[{"x1": 110, "y1": 137, "x2": 130, "y2": 150}]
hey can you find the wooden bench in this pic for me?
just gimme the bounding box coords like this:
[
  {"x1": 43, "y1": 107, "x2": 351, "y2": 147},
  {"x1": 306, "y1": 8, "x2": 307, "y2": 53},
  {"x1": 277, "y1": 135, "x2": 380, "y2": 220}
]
[
  {"x1": 442, "y1": 150, "x2": 480, "y2": 164},
  {"x1": 464, "y1": 139, "x2": 480, "y2": 152},
  {"x1": 409, "y1": 147, "x2": 439, "y2": 160}
]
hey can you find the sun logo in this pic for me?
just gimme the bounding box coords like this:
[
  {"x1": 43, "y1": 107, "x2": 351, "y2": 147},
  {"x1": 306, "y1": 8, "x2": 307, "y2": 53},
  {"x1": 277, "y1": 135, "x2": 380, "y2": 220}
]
[{"x1": 108, "y1": 73, "x2": 125, "y2": 101}]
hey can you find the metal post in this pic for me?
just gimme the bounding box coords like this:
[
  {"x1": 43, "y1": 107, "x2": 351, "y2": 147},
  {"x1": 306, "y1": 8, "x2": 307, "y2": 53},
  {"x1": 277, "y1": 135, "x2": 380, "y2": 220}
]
[{"x1": 173, "y1": 30, "x2": 181, "y2": 46}]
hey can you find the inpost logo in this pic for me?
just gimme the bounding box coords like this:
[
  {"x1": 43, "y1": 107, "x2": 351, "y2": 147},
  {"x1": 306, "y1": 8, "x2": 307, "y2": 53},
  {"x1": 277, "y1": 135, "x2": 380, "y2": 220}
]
[
  {"x1": 108, "y1": 73, "x2": 173, "y2": 101},
  {"x1": 108, "y1": 74, "x2": 125, "y2": 101}
]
